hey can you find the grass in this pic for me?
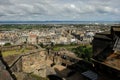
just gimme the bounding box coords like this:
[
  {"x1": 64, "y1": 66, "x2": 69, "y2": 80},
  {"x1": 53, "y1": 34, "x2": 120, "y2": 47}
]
[
  {"x1": 53, "y1": 44, "x2": 80, "y2": 51},
  {"x1": 2, "y1": 49, "x2": 30, "y2": 57}
]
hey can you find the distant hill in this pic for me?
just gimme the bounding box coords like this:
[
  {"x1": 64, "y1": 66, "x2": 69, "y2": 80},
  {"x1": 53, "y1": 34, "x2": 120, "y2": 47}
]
[{"x1": 0, "y1": 21, "x2": 119, "y2": 24}]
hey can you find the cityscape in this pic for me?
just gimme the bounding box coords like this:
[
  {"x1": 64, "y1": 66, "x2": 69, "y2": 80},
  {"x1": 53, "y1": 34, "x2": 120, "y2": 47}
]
[{"x1": 0, "y1": 24, "x2": 120, "y2": 80}]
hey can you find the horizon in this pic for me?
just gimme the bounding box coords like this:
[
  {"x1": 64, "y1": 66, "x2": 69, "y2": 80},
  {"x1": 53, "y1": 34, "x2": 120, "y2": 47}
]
[
  {"x1": 0, "y1": 20, "x2": 120, "y2": 22},
  {"x1": 0, "y1": 20, "x2": 119, "y2": 25}
]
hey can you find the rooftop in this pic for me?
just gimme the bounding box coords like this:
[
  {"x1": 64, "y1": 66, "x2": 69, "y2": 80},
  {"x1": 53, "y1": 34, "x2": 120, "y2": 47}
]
[
  {"x1": 94, "y1": 31, "x2": 112, "y2": 40},
  {"x1": 96, "y1": 31, "x2": 111, "y2": 35},
  {"x1": 103, "y1": 53, "x2": 120, "y2": 70},
  {"x1": 94, "y1": 34, "x2": 112, "y2": 40},
  {"x1": 113, "y1": 27, "x2": 120, "y2": 32}
]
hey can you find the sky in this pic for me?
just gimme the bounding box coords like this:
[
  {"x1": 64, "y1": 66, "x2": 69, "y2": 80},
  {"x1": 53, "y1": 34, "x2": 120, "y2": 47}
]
[{"x1": 0, "y1": 0, "x2": 120, "y2": 21}]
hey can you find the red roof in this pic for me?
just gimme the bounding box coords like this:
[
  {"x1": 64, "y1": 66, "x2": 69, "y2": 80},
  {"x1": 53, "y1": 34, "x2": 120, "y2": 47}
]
[{"x1": 29, "y1": 34, "x2": 37, "y2": 38}]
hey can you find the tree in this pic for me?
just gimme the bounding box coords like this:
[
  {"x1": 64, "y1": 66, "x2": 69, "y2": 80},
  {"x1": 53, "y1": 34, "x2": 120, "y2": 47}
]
[
  {"x1": 38, "y1": 43, "x2": 44, "y2": 48},
  {"x1": 4, "y1": 43, "x2": 11, "y2": 46},
  {"x1": 72, "y1": 45, "x2": 92, "y2": 61},
  {"x1": 50, "y1": 42, "x2": 54, "y2": 47}
]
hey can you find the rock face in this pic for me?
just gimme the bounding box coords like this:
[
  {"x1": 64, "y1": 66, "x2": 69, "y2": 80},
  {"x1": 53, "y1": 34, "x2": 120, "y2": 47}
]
[
  {"x1": 1, "y1": 48, "x2": 79, "y2": 79},
  {"x1": 14, "y1": 72, "x2": 49, "y2": 80},
  {"x1": 22, "y1": 50, "x2": 53, "y2": 77},
  {"x1": 0, "y1": 54, "x2": 15, "y2": 80},
  {"x1": 0, "y1": 61, "x2": 13, "y2": 80}
]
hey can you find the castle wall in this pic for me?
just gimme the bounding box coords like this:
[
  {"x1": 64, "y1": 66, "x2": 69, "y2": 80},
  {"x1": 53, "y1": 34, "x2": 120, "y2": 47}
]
[
  {"x1": 92, "y1": 38, "x2": 112, "y2": 57},
  {"x1": 22, "y1": 51, "x2": 47, "y2": 77}
]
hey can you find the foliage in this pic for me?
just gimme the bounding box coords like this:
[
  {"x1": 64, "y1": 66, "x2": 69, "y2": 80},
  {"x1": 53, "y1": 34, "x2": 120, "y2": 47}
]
[
  {"x1": 53, "y1": 44, "x2": 79, "y2": 51},
  {"x1": 72, "y1": 45, "x2": 92, "y2": 61},
  {"x1": 3, "y1": 43, "x2": 11, "y2": 46},
  {"x1": 50, "y1": 42, "x2": 54, "y2": 47},
  {"x1": 2, "y1": 49, "x2": 30, "y2": 57},
  {"x1": 38, "y1": 43, "x2": 44, "y2": 48},
  {"x1": 0, "y1": 24, "x2": 57, "y2": 30}
]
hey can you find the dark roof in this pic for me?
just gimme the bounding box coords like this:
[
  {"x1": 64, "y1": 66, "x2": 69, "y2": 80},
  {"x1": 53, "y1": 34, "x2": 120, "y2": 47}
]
[
  {"x1": 94, "y1": 34, "x2": 112, "y2": 40},
  {"x1": 81, "y1": 70, "x2": 98, "y2": 80}
]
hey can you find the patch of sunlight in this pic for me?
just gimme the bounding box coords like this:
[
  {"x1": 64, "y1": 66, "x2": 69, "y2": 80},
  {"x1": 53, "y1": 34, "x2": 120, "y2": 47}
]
[{"x1": 2, "y1": 49, "x2": 30, "y2": 57}]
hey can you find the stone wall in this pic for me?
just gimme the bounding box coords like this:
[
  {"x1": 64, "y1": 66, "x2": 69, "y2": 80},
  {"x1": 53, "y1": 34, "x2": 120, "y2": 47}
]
[
  {"x1": 8, "y1": 49, "x2": 81, "y2": 78},
  {"x1": 22, "y1": 50, "x2": 48, "y2": 77},
  {"x1": 0, "y1": 45, "x2": 22, "y2": 52},
  {"x1": 0, "y1": 44, "x2": 37, "y2": 52},
  {"x1": 4, "y1": 49, "x2": 54, "y2": 77},
  {"x1": 92, "y1": 38, "x2": 112, "y2": 57},
  {"x1": 10, "y1": 57, "x2": 22, "y2": 72}
]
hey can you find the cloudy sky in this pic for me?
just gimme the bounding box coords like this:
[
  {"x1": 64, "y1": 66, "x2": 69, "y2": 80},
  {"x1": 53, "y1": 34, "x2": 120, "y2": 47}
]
[{"x1": 0, "y1": 0, "x2": 120, "y2": 21}]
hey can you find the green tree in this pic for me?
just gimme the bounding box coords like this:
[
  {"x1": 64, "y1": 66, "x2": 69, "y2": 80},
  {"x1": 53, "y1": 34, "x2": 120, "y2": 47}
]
[
  {"x1": 38, "y1": 43, "x2": 44, "y2": 48},
  {"x1": 4, "y1": 43, "x2": 11, "y2": 46},
  {"x1": 72, "y1": 45, "x2": 92, "y2": 61},
  {"x1": 50, "y1": 42, "x2": 54, "y2": 47}
]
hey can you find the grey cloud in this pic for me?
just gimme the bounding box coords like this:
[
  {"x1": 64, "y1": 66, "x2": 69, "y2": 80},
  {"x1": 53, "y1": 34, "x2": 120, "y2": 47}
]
[
  {"x1": 0, "y1": 14, "x2": 6, "y2": 17},
  {"x1": 0, "y1": 0, "x2": 12, "y2": 5},
  {"x1": 94, "y1": 6, "x2": 120, "y2": 15},
  {"x1": 0, "y1": 0, "x2": 119, "y2": 21},
  {"x1": 0, "y1": 3, "x2": 48, "y2": 17}
]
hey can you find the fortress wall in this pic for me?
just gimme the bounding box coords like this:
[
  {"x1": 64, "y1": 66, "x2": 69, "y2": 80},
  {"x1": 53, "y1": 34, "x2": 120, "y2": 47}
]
[
  {"x1": 9, "y1": 50, "x2": 48, "y2": 77},
  {"x1": 22, "y1": 51, "x2": 46, "y2": 73},
  {"x1": 6, "y1": 48, "x2": 81, "y2": 77},
  {"x1": 92, "y1": 38, "x2": 111, "y2": 57}
]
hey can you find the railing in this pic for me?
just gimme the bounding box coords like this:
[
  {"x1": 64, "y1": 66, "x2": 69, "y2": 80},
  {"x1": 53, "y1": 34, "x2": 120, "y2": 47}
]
[{"x1": 113, "y1": 37, "x2": 120, "y2": 51}]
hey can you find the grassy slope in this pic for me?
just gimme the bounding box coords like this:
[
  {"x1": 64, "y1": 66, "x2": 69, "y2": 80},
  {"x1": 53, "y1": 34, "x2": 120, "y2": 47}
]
[
  {"x1": 53, "y1": 44, "x2": 80, "y2": 51},
  {"x1": 2, "y1": 49, "x2": 30, "y2": 57}
]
